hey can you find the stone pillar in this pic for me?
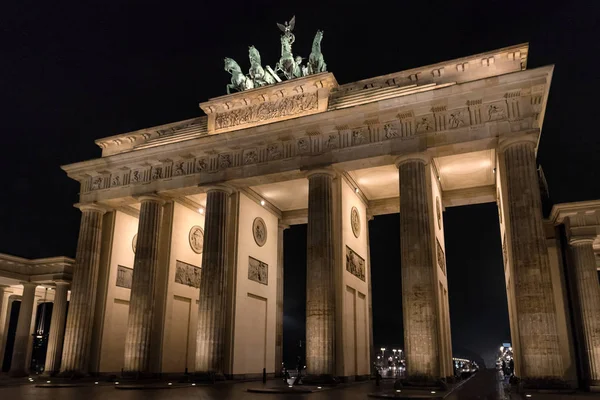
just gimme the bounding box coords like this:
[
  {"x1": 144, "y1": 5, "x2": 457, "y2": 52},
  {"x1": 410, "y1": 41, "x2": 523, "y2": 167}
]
[
  {"x1": 305, "y1": 169, "x2": 336, "y2": 379},
  {"x1": 396, "y1": 155, "x2": 441, "y2": 380},
  {"x1": 60, "y1": 204, "x2": 106, "y2": 375},
  {"x1": 366, "y1": 213, "x2": 375, "y2": 374},
  {"x1": 569, "y1": 236, "x2": 600, "y2": 387},
  {"x1": 275, "y1": 223, "x2": 289, "y2": 375},
  {"x1": 123, "y1": 195, "x2": 164, "y2": 375},
  {"x1": 0, "y1": 285, "x2": 9, "y2": 362},
  {"x1": 9, "y1": 282, "x2": 37, "y2": 377},
  {"x1": 195, "y1": 187, "x2": 231, "y2": 376},
  {"x1": 500, "y1": 138, "x2": 563, "y2": 379},
  {"x1": 0, "y1": 290, "x2": 15, "y2": 365},
  {"x1": 44, "y1": 282, "x2": 70, "y2": 375}
]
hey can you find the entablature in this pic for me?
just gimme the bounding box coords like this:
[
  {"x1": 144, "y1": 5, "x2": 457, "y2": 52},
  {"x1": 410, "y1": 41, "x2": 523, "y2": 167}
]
[
  {"x1": 64, "y1": 65, "x2": 552, "y2": 205},
  {"x1": 0, "y1": 254, "x2": 74, "y2": 283}
]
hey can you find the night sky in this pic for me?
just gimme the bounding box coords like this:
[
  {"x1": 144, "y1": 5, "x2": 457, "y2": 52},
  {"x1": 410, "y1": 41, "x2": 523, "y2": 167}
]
[{"x1": 3, "y1": 1, "x2": 599, "y2": 369}]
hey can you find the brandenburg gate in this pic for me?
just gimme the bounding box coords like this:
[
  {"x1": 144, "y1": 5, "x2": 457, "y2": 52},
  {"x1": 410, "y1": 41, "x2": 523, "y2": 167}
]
[{"x1": 23, "y1": 19, "x2": 597, "y2": 390}]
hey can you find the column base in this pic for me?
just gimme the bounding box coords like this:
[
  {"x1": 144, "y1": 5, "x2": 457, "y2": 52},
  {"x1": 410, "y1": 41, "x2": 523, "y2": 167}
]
[
  {"x1": 301, "y1": 374, "x2": 338, "y2": 385},
  {"x1": 120, "y1": 371, "x2": 163, "y2": 381},
  {"x1": 519, "y1": 377, "x2": 572, "y2": 391},
  {"x1": 58, "y1": 370, "x2": 88, "y2": 379},
  {"x1": 191, "y1": 371, "x2": 227, "y2": 383},
  {"x1": 394, "y1": 376, "x2": 448, "y2": 391},
  {"x1": 9, "y1": 369, "x2": 29, "y2": 378}
]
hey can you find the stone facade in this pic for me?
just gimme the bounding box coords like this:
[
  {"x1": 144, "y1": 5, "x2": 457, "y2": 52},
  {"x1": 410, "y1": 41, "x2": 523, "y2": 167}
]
[{"x1": 0, "y1": 42, "x2": 596, "y2": 389}]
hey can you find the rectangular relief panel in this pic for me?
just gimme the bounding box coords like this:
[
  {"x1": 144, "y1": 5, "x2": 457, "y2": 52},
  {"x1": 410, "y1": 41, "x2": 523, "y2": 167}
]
[
  {"x1": 346, "y1": 246, "x2": 365, "y2": 281},
  {"x1": 248, "y1": 256, "x2": 268, "y2": 285},
  {"x1": 116, "y1": 265, "x2": 133, "y2": 289},
  {"x1": 175, "y1": 260, "x2": 201, "y2": 289}
]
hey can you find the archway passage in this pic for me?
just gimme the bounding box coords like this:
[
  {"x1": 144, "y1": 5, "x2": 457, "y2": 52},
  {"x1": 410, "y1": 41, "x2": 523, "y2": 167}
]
[{"x1": 1, "y1": 301, "x2": 20, "y2": 372}]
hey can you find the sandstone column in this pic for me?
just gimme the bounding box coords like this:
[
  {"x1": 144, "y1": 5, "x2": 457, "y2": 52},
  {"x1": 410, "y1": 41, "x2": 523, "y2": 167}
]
[
  {"x1": 195, "y1": 187, "x2": 231, "y2": 376},
  {"x1": 500, "y1": 138, "x2": 563, "y2": 379},
  {"x1": 275, "y1": 222, "x2": 289, "y2": 375},
  {"x1": 0, "y1": 285, "x2": 9, "y2": 362},
  {"x1": 397, "y1": 155, "x2": 440, "y2": 380},
  {"x1": 305, "y1": 169, "x2": 336, "y2": 379},
  {"x1": 568, "y1": 235, "x2": 600, "y2": 386},
  {"x1": 124, "y1": 195, "x2": 164, "y2": 376},
  {"x1": 44, "y1": 282, "x2": 70, "y2": 375},
  {"x1": 366, "y1": 213, "x2": 375, "y2": 373},
  {"x1": 60, "y1": 204, "x2": 106, "y2": 375},
  {"x1": 9, "y1": 282, "x2": 37, "y2": 377}
]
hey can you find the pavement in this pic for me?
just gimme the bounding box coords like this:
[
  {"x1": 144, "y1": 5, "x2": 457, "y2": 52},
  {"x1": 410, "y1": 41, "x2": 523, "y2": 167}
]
[{"x1": 0, "y1": 370, "x2": 599, "y2": 399}]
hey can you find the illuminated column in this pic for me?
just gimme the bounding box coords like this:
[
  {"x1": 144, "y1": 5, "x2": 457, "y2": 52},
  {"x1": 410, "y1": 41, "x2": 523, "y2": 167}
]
[
  {"x1": 396, "y1": 155, "x2": 441, "y2": 380},
  {"x1": 499, "y1": 137, "x2": 563, "y2": 379},
  {"x1": 124, "y1": 195, "x2": 164, "y2": 375},
  {"x1": 44, "y1": 282, "x2": 70, "y2": 375},
  {"x1": 0, "y1": 285, "x2": 9, "y2": 362},
  {"x1": 195, "y1": 187, "x2": 231, "y2": 376},
  {"x1": 275, "y1": 222, "x2": 289, "y2": 374},
  {"x1": 568, "y1": 235, "x2": 600, "y2": 386},
  {"x1": 61, "y1": 204, "x2": 106, "y2": 375},
  {"x1": 9, "y1": 282, "x2": 37, "y2": 377},
  {"x1": 305, "y1": 169, "x2": 336, "y2": 379}
]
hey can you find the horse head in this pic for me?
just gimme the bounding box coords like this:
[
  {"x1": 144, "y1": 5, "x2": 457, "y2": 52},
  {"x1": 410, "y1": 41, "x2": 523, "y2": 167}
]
[
  {"x1": 313, "y1": 30, "x2": 324, "y2": 46},
  {"x1": 248, "y1": 46, "x2": 261, "y2": 65},
  {"x1": 224, "y1": 57, "x2": 241, "y2": 73}
]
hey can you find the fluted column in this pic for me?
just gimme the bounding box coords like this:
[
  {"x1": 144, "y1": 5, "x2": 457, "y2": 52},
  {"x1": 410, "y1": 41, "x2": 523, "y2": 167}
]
[
  {"x1": 275, "y1": 222, "x2": 289, "y2": 374},
  {"x1": 195, "y1": 187, "x2": 231, "y2": 375},
  {"x1": 60, "y1": 204, "x2": 106, "y2": 375},
  {"x1": 124, "y1": 195, "x2": 164, "y2": 375},
  {"x1": 9, "y1": 282, "x2": 37, "y2": 377},
  {"x1": 500, "y1": 138, "x2": 563, "y2": 379},
  {"x1": 569, "y1": 236, "x2": 600, "y2": 386},
  {"x1": 44, "y1": 282, "x2": 70, "y2": 375},
  {"x1": 0, "y1": 285, "x2": 9, "y2": 363},
  {"x1": 306, "y1": 169, "x2": 336, "y2": 378},
  {"x1": 366, "y1": 213, "x2": 375, "y2": 372},
  {"x1": 397, "y1": 155, "x2": 440, "y2": 380}
]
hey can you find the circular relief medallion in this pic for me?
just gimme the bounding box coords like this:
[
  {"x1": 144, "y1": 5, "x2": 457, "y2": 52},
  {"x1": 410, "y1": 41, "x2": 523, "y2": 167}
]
[
  {"x1": 436, "y1": 196, "x2": 442, "y2": 230},
  {"x1": 189, "y1": 225, "x2": 204, "y2": 254},
  {"x1": 351, "y1": 206, "x2": 361, "y2": 238},
  {"x1": 253, "y1": 217, "x2": 267, "y2": 247},
  {"x1": 132, "y1": 234, "x2": 138, "y2": 253}
]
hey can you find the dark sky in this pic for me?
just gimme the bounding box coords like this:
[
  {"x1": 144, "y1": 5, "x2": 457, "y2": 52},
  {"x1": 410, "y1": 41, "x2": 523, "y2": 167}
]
[{"x1": 3, "y1": 0, "x2": 600, "y2": 368}]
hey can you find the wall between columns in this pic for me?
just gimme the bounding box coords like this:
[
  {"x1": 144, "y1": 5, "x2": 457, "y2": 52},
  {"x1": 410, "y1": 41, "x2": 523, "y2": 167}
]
[
  {"x1": 161, "y1": 202, "x2": 204, "y2": 373},
  {"x1": 231, "y1": 193, "x2": 278, "y2": 376},
  {"x1": 339, "y1": 179, "x2": 370, "y2": 377},
  {"x1": 97, "y1": 210, "x2": 137, "y2": 373},
  {"x1": 428, "y1": 164, "x2": 453, "y2": 377}
]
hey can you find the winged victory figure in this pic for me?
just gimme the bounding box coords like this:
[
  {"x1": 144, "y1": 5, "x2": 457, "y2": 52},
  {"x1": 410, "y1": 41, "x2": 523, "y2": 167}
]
[{"x1": 277, "y1": 15, "x2": 296, "y2": 44}]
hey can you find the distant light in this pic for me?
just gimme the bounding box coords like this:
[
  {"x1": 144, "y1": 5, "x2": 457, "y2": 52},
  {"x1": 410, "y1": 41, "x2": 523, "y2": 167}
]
[
  {"x1": 94, "y1": 382, "x2": 98, "y2": 385},
  {"x1": 500, "y1": 346, "x2": 504, "y2": 351},
  {"x1": 168, "y1": 382, "x2": 172, "y2": 386},
  {"x1": 509, "y1": 347, "x2": 512, "y2": 351},
  {"x1": 36, "y1": 335, "x2": 43, "y2": 338},
  {"x1": 198, "y1": 208, "x2": 204, "y2": 214},
  {"x1": 115, "y1": 382, "x2": 119, "y2": 385},
  {"x1": 381, "y1": 348, "x2": 386, "y2": 351},
  {"x1": 525, "y1": 395, "x2": 532, "y2": 398},
  {"x1": 260, "y1": 200, "x2": 266, "y2": 206},
  {"x1": 431, "y1": 391, "x2": 436, "y2": 394},
  {"x1": 396, "y1": 390, "x2": 401, "y2": 393},
  {"x1": 192, "y1": 383, "x2": 196, "y2": 386},
  {"x1": 289, "y1": 385, "x2": 293, "y2": 388},
  {"x1": 317, "y1": 386, "x2": 322, "y2": 389},
  {"x1": 46, "y1": 381, "x2": 51, "y2": 383},
  {"x1": 355, "y1": 187, "x2": 359, "y2": 193}
]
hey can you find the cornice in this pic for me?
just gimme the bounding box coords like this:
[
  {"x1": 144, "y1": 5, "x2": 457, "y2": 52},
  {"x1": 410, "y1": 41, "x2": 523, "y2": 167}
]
[{"x1": 549, "y1": 200, "x2": 600, "y2": 224}]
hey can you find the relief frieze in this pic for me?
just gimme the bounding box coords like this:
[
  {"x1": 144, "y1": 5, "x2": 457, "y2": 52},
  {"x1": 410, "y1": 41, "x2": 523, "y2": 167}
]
[
  {"x1": 214, "y1": 92, "x2": 318, "y2": 131},
  {"x1": 175, "y1": 260, "x2": 201, "y2": 289}
]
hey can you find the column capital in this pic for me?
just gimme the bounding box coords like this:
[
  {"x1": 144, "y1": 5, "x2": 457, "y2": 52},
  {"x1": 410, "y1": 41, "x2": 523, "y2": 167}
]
[
  {"x1": 135, "y1": 193, "x2": 166, "y2": 205},
  {"x1": 53, "y1": 280, "x2": 71, "y2": 288},
  {"x1": 394, "y1": 152, "x2": 431, "y2": 168},
  {"x1": 278, "y1": 222, "x2": 290, "y2": 231},
  {"x1": 75, "y1": 203, "x2": 109, "y2": 214},
  {"x1": 19, "y1": 281, "x2": 37, "y2": 288},
  {"x1": 569, "y1": 235, "x2": 596, "y2": 246},
  {"x1": 202, "y1": 184, "x2": 235, "y2": 195},
  {"x1": 497, "y1": 134, "x2": 538, "y2": 153},
  {"x1": 306, "y1": 167, "x2": 337, "y2": 179}
]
